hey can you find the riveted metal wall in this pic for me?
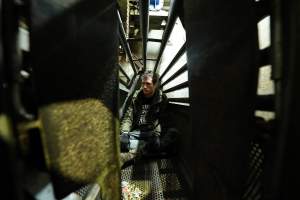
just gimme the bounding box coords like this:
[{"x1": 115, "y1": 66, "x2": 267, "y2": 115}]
[
  {"x1": 184, "y1": 0, "x2": 258, "y2": 199},
  {"x1": 30, "y1": 0, "x2": 120, "y2": 199}
]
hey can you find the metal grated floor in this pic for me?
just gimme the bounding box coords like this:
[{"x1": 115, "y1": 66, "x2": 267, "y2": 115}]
[
  {"x1": 121, "y1": 160, "x2": 164, "y2": 200},
  {"x1": 157, "y1": 159, "x2": 187, "y2": 200},
  {"x1": 121, "y1": 158, "x2": 188, "y2": 200},
  {"x1": 74, "y1": 184, "x2": 92, "y2": 198}
]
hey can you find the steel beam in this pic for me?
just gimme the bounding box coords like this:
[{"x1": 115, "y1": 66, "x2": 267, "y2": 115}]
[
  {"x1": 118, "y1": 64, "x2": 131, "y2": 84},
  {"x1": 163, "y1": 81, "x2": 188, "y2": 93},
  {"x1": 168, "y1": 97, "x2": 190, "y2": 104},
  {"x1": 119, "y1": 74, "x2": 141, "y2": 119},
  {"x1": 118, "y1": 10, "x2": 138, "y2": 74},
  {"x1": 161, "y1": 64, "x2": 187, "y2": 87},
  {"x1": 119, "y1": 78, "x2": 129, "y2": 89},
  {"x1": 138, "y1": 0, "x2": 149, "y2": 70}
]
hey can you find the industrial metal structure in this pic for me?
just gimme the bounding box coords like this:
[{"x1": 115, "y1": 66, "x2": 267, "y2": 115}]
[{"x1": 0, "y1": 0, "x2": 299, "y2": 199}]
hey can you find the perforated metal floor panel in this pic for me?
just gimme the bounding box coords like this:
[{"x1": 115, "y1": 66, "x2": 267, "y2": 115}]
[
  {"x1": 157, "y1": 159, "x2": 187, "y2": 200},
  {"x1": 75, "y1": 184, "x2": 92, "y2": 198},
  {"x1": 121, "y1": 158, "x2": 188, "y2": 200},
  {"x1": 121, "y1": 160, "x2": 164, "y2": 200}
]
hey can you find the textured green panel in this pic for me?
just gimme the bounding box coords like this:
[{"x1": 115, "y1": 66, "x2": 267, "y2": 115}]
[
  {"x1": 30, "y1": 0, "x2": 120, "y2": 198},
  {"x1": 0, "y1": 115, "x2": 14, "y2": 144},
  {"x1": 40, "y1": 98, "x2": 120, "y2": 199}
]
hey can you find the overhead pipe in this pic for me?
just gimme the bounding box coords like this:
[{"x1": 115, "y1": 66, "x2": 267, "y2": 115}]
[
  {"x1": 138, "y1": 0, "x2": 149, "y2": 70},
  {"x1": 153, "y1": 0, "x2": 181, "y2": 73},
  {"x1": 117, "y1": 10, "x2": 138, "y2": 74}
]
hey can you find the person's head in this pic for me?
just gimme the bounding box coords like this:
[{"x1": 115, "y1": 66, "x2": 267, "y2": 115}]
[{"x1": 141, "y1": 71, "x2": 159, "y2": 98}]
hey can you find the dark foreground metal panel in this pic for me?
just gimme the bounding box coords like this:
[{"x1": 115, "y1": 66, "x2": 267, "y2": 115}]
[
  {"x1": 265, "y1": 0, "x2": 300, "y2": 199},
  {"x1": 0, "y1": 0, "x2": 24, "y2": 199},
  {"x1": 184, "y1": 0, "x2": 258, "y2": 199},
  {"x1": 30, "y1": 1, "x2": 120, "y2": 199}
]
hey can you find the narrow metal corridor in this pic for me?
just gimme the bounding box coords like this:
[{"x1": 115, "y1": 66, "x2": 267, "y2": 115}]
[{"x1": 0, "y1": 0, "x2": 299, "y2": 200}]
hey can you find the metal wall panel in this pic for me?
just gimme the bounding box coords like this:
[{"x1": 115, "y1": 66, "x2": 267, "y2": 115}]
[
  {"x1": 184, "y1": 0, "x2": 258, "y2": 199},
  {"x1": 30, "y1": 0, "x2": 120, "y2": 199},
  {"x1": 0, "y1": 0, "x2": 24, "y2": 199},
  {"x1": 265, "y1": 0, "x2": 300, "y2": 199}
]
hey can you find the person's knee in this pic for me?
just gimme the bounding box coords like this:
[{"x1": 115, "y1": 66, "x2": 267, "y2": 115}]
[
  {"x1": 143, "y1": 136, "x2": 160, "y2": 155},
  {"x1": 162, "y1": 128, "x2": 179, "y2": 142},
  {"x1": 160, "y1": 128, "x2": 180, "y2": 153}
]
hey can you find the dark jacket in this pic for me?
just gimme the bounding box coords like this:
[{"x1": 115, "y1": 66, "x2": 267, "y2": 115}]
[{"x1": 120, "y1": 89, "x2": 169, "y2": 136}]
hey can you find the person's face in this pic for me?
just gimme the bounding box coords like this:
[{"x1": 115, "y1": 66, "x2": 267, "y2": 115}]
[{"x1": 142, "y1": 76, "x2": 156, "y2": 98}]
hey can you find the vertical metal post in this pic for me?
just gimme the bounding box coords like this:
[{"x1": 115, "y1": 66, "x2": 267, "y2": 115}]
[
  {"x1": 0, "y1": 0, "x2": 23, "y2": 199},
  {"x1": 118, "y1": 10, "x2": 138, "y2": 74},
  {"x1": 264, "y1": 1, "x2": 283, "y2": 198},
  {"x1": 265, "y1": 0, "x2": 300, "y2": 199},
  {"x1": 153, "y1": 0, "x2": 180, "y2": 73},
  {"x1": 138, "y1": 0, "x2": 149, "y2": 70}
]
